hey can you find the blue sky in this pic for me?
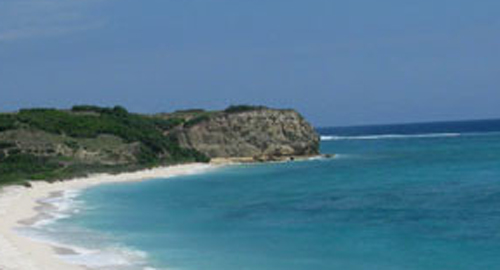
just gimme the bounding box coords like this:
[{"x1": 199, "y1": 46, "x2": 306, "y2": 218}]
[{"x1": 1, "y1": 0, "x2": 499, "y2": 126}]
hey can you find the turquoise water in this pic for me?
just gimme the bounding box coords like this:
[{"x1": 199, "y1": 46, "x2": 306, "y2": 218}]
[{"x1": 31, "y1": 122, "x2": 500, "y2": 270}]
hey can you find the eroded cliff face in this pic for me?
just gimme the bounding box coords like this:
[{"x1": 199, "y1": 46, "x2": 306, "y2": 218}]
[{"x1": 172, "y1": 109, "x2": 320, "y2": 159}]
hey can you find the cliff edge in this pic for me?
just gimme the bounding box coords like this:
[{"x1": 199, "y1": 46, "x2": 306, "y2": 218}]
[
  {"x1": 166, "y1": 106, "x2": 320, "y2": 161},
  {"x1": 0, "y1": 105, "x2": 319, "y2": 186}
]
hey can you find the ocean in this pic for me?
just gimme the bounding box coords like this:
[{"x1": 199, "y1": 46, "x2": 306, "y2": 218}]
[{"x1": 22, "y1": 119, "x2": 500, "y2": 270}]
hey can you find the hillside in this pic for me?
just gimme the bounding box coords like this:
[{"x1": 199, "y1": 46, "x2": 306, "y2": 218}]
[{"x1": 0, "y1": 105, "x2": 319, "y2": 186}]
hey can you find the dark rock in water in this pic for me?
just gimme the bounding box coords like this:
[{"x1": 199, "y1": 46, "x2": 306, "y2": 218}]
[{"x1": 170, "y1": 107, "x2": 320, "y2": 159}]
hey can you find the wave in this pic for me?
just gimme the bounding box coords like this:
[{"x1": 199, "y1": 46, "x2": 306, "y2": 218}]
[
  {"x1": 57, "y1": 244, "x2": 152, "y2": 270},
  {"x1": 31, "y1": 189, "x2": 84, "y2": 227},
  {"x1": 18, "y1": 189, "x2": 158, "y2": 270},
  {"x1": 321, "y1": 133, "x2": 462, "y2": 141}
]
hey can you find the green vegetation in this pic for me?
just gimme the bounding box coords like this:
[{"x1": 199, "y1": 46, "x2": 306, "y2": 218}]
[
  {"x1": 0, "y1": 114, "x2": 17, "y2": 131},
  {"x1": 64, "y1": 140, "x2": 79, "y2": 150},
  {"x1": 184, "y1": 115, "x2": 211, "y2": 128},
  {"x1": 149, "y1": 117, "x2": 185, "y2": 131},
  {"x1": 16, "y1": 106, "x2": 206, "y2": 161},
  {"x1": 0, "y1": 142, "x2": 15, "y2": 149},
  {"x1": 71, "y1": 105, "x2": 110, "y2": 113},
  {"x1": 0, "y1": 153, "x2": 62, "y2": 186},
  {"x1": 0, "y1": 105, "x2": 210, "y2": 186},
  {"x1": 224, "y1": 105, "x2": 266, "y2": 113},
  {"x1": 174, "y1": 109, "x2": 206, "y2": 114},
  {"x1": 0, "y1": 152, "x2": 154, "y2": 186}
]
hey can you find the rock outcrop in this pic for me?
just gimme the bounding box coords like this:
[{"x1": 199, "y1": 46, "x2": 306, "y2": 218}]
[
  {"x1": 0, "y1": 105, "x2": 319, "y2": 185},
  {"x1": 170, "y1": 108, "x2": 320, "y2": 160}
]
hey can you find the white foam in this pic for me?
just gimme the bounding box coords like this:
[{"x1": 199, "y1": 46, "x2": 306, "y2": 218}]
[
  {"x1": 19, "y1": 188, "x2": 160, "y2": 270},
  {"x1": 32, "y1": 189, "x2": 85, "y2": 228},
  {"x1": 307, "y1": 156, "x2": 326, "y2": 161},
  {"x1": 5, "y1": 163, "x2": 217, "y2": 270},
  {"x1": 58, "y1": 245, "x2": 149, "y2": 268},
  {"x1": 321, "y1": 133, "x2": 461, "y2": 141},
  {"x1": 19, "y1": 226, "x2": 154, "y2": 270},
  {"x1": 31, "y1": 213, "x2": 69, "y2": 227}
]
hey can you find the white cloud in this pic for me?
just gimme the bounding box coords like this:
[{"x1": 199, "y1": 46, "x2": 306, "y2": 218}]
[{"x1": 0, "y1": 0, "x2": 109, "y2": 41}]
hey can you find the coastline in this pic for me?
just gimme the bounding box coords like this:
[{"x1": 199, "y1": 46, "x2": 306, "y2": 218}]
[
  {"x1": 210, "y1": 154, "x2": 329, "y2": 165},
  {"x1": 0, "y1": 163, "x2": 217, "y2": 270}
]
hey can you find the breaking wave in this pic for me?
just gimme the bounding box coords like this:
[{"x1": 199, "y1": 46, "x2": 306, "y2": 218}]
[
  {"x1": 321, "y1": 133, "x2": 462, "y2": 141},
  {"x1": 16, "y1": 189, "x2": 158, "y2": 270}
]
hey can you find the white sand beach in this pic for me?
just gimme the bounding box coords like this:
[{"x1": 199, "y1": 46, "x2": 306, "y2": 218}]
[{"x1": 0, "y1": 163, "x2": 216, "y2": 270}]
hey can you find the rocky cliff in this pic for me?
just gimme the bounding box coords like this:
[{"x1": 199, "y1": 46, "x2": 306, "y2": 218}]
[
  {"x1": 168, "y1": 107, "x2": 320, "y2": 160},
  {"x1": 0, "y1": 105, "x2": 319, "y2": 186}
]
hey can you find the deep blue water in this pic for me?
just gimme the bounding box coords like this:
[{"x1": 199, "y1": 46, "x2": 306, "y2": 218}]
[
  {"x1": 318, "y1": 118, "x2": 500, "y2": 137},
  {"x1": 32, "y1": 119, "x2": 500, "y2": 270}
]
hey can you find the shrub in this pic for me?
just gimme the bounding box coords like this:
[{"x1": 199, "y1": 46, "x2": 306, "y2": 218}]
[
  {"x1": 71, "y1": 105, "x2": 106, "y2": 113},
  {"x1": 0, "y1": 106, "x2": 210, "y2": 186},
  {"x1": 0, "y1": 142, "x2": 15, "y2": 149},
  {"x1": 0, "y1": 153, "x2": 62, "y2": 179},
  {"x1": 64, "y1": 140, "x2": 80, "y2": 150},
  {"x1": 150, "y1": 117, "x2": 185, "y2": 131},
  {"x1": 184, "y1": 115, "x2": 210, "y2": 128},
  {"x1": 224, "y1": 105, "x2": 265, "y2": 113},
  {"x1": 0, "y1": 114, "x2": 17, "y2": 131},
  {"x1": 174, "y1": 109, "x2": 206, "y2": 114},
  {"x1": 17, "y1": 106, "x2": 209, "y2": 163}
]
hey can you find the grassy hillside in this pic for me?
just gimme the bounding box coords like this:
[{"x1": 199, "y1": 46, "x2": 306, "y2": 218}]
[{"x1": 0, "y1": 106, "x2": 209, "y2": 186}]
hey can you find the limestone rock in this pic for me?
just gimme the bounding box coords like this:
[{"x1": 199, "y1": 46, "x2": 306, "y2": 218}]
[{"x1": 172, "y1": 108, "x2": 319, "y2": 159}]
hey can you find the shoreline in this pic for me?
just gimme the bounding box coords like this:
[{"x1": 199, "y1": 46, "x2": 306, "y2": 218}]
[
  {"x1": 210, "y1": 154, "x2": 331, "y2": 165},
  {"x1": 0, "y1": 163, "x2": 217, "y2": 270}
]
